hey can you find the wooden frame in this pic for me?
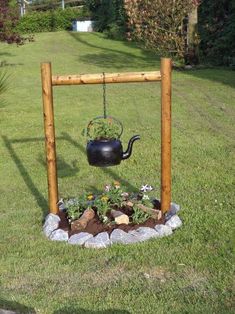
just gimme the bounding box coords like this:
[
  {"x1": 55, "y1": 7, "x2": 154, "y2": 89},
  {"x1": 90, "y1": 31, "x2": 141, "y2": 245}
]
[{"x1": 41, "y1": 58, "x2": 172, "y2": 215}]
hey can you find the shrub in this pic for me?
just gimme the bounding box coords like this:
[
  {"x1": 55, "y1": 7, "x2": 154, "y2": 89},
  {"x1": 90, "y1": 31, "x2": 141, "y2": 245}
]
[
  {"x1": 0, "y1": 0, "x2": 25, "y2": 44},
  {"x1": 198, "y1": 0, "x2": 235, "y2": 65},
  {"x1": 85, "y1": 0, "x2": 126, "y2": 38},
  {"x1": 16, "y1": 7, "x2": 88, "y2": 34},
  {"x1": 124, "y1": 0, "x2": 198, "y2": 61}
]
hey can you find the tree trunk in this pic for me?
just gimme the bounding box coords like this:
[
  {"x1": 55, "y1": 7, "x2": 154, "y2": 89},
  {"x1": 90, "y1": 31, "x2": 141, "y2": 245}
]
[{"x1": 186, "y1": 5, "x2": 199, "y2": 64}]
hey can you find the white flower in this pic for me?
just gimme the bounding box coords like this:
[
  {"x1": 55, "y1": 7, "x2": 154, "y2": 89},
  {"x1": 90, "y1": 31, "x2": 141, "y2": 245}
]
[
  {"x1": 140, "y1": 184, "x2": 153, "y2": 193},
  {"x1": 142, "y1": 194, "x2": 150, "y2": 200},
  {"x1": 140, "y1": 185, "x2": 149, "y2": 193},
  {"x1": 102, "y1": 216, "x2": 108, "y2": 223},
  {"x1": 104, "y1": 184, "x2": 111, "y2": 192}
]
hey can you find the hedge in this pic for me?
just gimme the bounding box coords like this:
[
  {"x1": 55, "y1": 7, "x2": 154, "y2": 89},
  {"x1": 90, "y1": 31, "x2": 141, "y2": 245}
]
[{"x1": 16, "y1": 8, "x2": 90, "y2": 34}]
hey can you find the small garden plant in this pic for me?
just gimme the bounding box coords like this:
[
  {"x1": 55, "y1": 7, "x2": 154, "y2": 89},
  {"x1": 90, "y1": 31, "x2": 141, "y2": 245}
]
[
  {"x1": 132, "y1": 205, "x2": 151, "y2": 224},
  {"x1": 65, "y1": 195, "x2": 91, "y2": 223},
  {"x1": 93, "y1": 196, "x2": 111, "y2": 223}
]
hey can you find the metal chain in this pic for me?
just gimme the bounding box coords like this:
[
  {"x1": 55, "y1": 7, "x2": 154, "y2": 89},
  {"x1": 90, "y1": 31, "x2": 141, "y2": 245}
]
[{"x1": 103, "y1": 72, "x2": 107, "y2": 118}]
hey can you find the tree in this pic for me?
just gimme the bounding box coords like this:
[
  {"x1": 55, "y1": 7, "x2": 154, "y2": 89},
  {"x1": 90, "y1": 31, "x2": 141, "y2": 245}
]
[
  {"x1": 198, "y1": 0, "x2": 235, "y2": 65},
  {"x1": 124, "y1": 0, "x2": 199, "y2": 62},
  {"x1": 85, "y1": 0, "x2": 126, "y2": 38},
  {"x1": 0, "y1": 0, "x2": 25, "y2": 44}
]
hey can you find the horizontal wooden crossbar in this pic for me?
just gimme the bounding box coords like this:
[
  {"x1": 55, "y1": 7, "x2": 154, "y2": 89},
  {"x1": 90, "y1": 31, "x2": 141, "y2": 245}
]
[{"x1": 52, "y1": 71, "x2": 161, "y2": 86}]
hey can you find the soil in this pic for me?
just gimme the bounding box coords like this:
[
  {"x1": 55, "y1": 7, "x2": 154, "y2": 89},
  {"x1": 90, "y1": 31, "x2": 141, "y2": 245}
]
[{"x1": 58, "y1": 199, "x2": 165, "y2": 237}]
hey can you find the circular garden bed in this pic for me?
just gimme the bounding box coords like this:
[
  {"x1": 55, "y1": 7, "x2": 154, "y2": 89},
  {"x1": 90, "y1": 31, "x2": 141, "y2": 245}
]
[{"x1": 43, "y1": 182, "x2": 182, "y2": 248}]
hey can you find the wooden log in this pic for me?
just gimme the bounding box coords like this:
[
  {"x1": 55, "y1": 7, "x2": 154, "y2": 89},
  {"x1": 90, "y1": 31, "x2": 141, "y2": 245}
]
[
  {"x1": 135, "y1": 204, "x2": 160, "y2": 220},
  {"x1": 160, "y1": 58, "x2": 172, "y2": 214},
  {"x1": 124, "y1": 201, "x2": 160, "y2": 219},
  {"x1": 41, "y1": 62, "x2": 59, "y2": 214},
  {"x1": 52, "y1": 71, "x2": 161, "y2": 86},
  {"x1": 111, "y1": 210, "x2": 129, "y2": 225},
  {"x1": 71, "y1": 208, "x2": 95, "y2": 231}
]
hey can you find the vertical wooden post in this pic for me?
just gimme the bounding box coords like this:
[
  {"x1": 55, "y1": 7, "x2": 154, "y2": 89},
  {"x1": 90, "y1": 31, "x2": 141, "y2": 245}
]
[
  {"x1": 160, "y1": 58, "x2": 172, "y2": 214},
  {"x1": 41, "y1": 62, "x2": 59, "y2": 214}
]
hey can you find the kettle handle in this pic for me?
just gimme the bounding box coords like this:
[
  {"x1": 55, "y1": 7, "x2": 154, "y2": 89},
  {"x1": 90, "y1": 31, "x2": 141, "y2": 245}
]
[{"x1": 86, "y1": 115, "x2": 123, "y2": 139}]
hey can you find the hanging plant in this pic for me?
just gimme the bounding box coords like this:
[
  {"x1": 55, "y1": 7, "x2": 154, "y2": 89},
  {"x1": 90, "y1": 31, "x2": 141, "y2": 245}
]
[
  {"x1": 84, "y1": 72, "x2": 140, "y2": 167},
  {"x1": 85, "y1": 116, "x2": 122, "y2": 140}
]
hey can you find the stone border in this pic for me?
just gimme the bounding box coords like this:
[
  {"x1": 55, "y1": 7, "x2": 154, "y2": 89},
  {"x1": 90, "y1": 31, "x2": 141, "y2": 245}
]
[{"x1": 43, "y1": 202, "x2": 182, "y2": 248}]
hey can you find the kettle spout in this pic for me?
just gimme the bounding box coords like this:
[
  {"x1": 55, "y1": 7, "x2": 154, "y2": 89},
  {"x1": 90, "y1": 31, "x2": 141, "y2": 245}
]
[{"x1": 122, "y1": 135, "x2": 140, "y2": 160}]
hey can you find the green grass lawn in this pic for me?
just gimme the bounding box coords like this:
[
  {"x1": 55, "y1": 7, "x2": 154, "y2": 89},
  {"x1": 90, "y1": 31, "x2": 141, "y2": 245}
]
[{"x1": 0, "y1": 31, "x2": 234, "y2": 314}]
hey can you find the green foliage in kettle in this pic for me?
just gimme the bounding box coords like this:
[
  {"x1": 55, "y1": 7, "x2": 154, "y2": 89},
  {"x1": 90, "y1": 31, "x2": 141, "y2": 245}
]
[{"x1": 85, "y1": 117, "x2": 121, "y2": 140}]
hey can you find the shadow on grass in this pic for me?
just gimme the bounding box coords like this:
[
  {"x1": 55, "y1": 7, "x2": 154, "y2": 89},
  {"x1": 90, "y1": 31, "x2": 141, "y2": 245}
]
[
  {"x1": 0, "y1": 51, "x2": 23, "y2": 67},
  {"x1": 0, "y1": 297, "x2": 36, "y2": 313},
  {"x1": 2, "y1": 133, "x2": 137, "y2": 217},
  {"x1": 2, "y1": 135, "x2": 48, "y2": 215},
  {"x1": 37, "y1": 153, "x2": 79, "y2": 179},
  {"x1": 68, "y1": 32, "x2": 160, "y2": 70},
  {"x1": 176, "y1": 66, "x2": 235, "y2": 89},
  {"x1": 0, "y1": 51, "x2": 13, "y2": 57},
  {"x1": 69, "y1": 32, "x2": 235, "y2": 88},
  {"x1": 77, "y1": 51, "x2": 156, "y2": 70},
  {"x1": 54, "y1": 306, "x2": 130, "y2": 314}
]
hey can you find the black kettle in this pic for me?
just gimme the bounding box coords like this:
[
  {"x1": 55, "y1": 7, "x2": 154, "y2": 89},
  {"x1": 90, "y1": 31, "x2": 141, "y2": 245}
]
[
  {"x1": 85, "y1": 116, "x2": 140, "y2": 167},
  {"x1": 87, "y1": 135, "x2": 140, "y2": 167}
]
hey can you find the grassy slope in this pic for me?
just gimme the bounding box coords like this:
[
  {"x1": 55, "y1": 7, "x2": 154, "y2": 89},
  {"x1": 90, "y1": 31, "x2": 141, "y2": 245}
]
[{"x1": 0, "y1": 32, "x2": 234, "y2": 314}]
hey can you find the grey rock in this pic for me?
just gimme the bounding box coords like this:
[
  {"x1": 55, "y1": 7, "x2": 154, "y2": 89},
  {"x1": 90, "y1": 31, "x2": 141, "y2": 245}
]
[
  {"x1": 58, "y1": 199, "x2": 66, "y2": 212},
  {"x1": 154, "y1": 224, "x2": 173, "y2": 237},
  {"x1": 129, "y1": 227, "x2": 159, "y2": 241},
  {"x1": 43, "y1": 213, "x2": 61, "y2": 237},
  {"x1": 171, "y1": 202, "x2": 180, "y2": 213},
  {"x1": 84, "y1": 232, "x2": 110, "y2": 249},
  {"x1": 49, "y1": 229, "x2": 69, "y2": 241},
  {"x1": 165, "y1": 215, "x2": 182, "y2": 230},
  {"x1": 44, "y1": 213, "x2": 61, "y2": 224},
  {"x1": 43, "y1": 224, "x2": 56, "y2": 238},
  {"x1": 165, "y1": 202, "x2": 180, "y2": 221},
  {"x1": 110, "y1": 229, "x2": 139, "y2": 245},
  {"x1": 68, "y1": 232, "x2": 93, "y2": 245},
  {"x1": 185, "y1": 65, "x2": 193, "y2": 70}
]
